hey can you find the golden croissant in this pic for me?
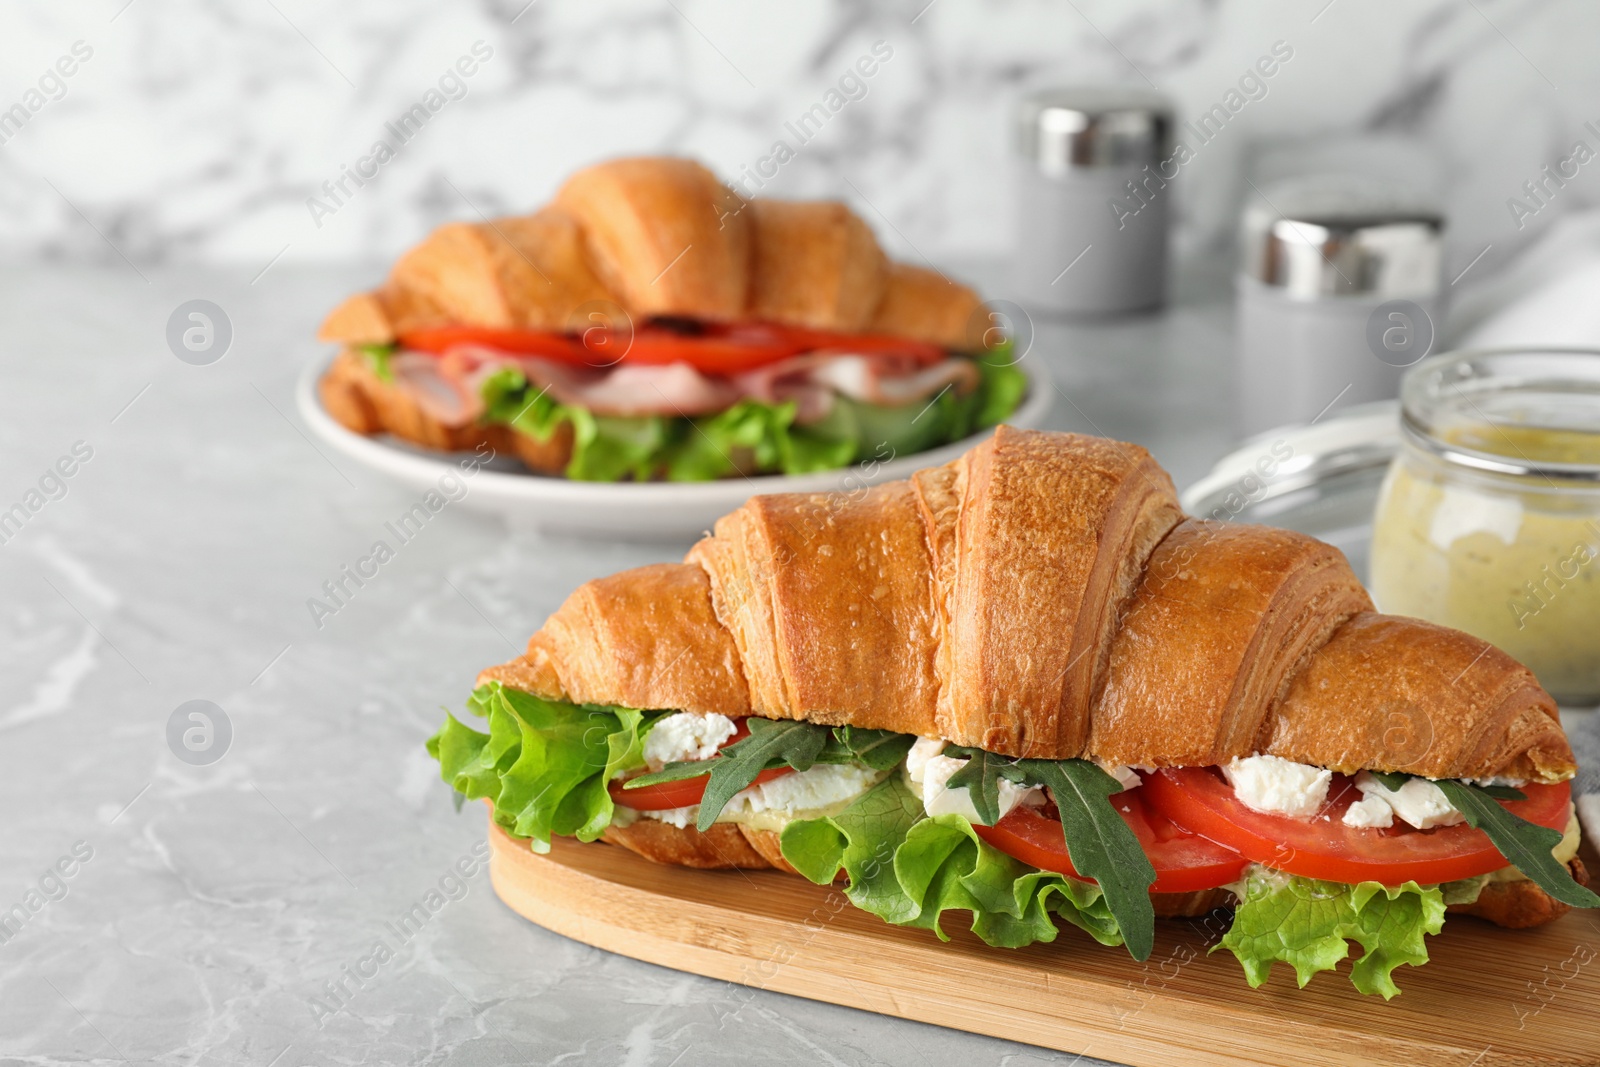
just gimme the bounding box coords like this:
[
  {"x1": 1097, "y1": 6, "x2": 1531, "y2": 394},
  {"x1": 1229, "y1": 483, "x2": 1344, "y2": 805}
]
[
  {"x1": 316, "y1": 156, "x2": 1018, "y2": 482},
  {"x1": 432, "y1": 427, "x2": 1593, "y2": 997}
]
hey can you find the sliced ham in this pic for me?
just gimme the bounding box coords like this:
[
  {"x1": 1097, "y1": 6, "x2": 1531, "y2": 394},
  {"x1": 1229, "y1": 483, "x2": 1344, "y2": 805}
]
[
  {"x1": 744, "y1": 353, "x2": 980, "y2": 409},
  {"x1": 387, "y1": 345, "x2": 981, "y2": 424},
  {"x1": 735, "y1": 353, "x2": 980, "y2": 421},
  {"x1": 524, "y1": 359, "x2": 740, "y2": 417},
  {"x1": 390, "y1": 352, "x2": 484, "y2": 427}
]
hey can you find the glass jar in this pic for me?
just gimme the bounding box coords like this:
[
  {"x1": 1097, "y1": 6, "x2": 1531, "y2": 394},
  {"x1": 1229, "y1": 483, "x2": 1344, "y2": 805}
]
[{"x1": 1371, "y1": 349, "x2": 1600, "y2": 705}]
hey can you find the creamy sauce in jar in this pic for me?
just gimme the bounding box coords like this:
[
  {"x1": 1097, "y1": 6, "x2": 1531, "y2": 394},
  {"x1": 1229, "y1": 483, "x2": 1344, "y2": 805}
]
[{"x1": 1373, "y1": 422, "x2": 1600, "y2": 704}]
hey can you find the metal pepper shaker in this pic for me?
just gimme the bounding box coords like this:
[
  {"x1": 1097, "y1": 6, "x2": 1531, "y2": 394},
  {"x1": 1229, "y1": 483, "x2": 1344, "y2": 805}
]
[
  {"x1": 1234, "y1": 175, "x2": 1445, "y2": 438},
  {"x1": 1012, "y1": 87, "x2": 1175, "y2": 317}
]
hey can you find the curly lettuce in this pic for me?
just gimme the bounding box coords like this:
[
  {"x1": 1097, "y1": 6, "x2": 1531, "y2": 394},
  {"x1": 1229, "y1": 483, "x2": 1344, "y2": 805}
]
[
  {"x1": 359, "y1": 344, "x2": 395, "y2": 382},
  {"x1": 474, "y1": 343, "x2": 1028, "y2": 482},
  {"x1": 1218, "y1": 867, "x2": 1447, "y2": 998},
  {"x1": 779, "y1": 776, "x2": 1122, "y2": 950},
  {"x1": 427, "y1": 682, "x2": 666, "y2": 853},
  {"x1": 662, "y1": 399, "x2": 857, "y2": 481},
  {"x1": 427, "y1": 693, "x2": 1466, "y2": 997},
  {"x1": 479, "y1": 367, "x2": 673, "y2": 482}
]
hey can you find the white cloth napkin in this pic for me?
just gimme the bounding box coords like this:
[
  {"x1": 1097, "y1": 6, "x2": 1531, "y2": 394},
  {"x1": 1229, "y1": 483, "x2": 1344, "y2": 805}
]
[{"x1": 1452, "y1": 209, "x2": 1600, "y2": 349}]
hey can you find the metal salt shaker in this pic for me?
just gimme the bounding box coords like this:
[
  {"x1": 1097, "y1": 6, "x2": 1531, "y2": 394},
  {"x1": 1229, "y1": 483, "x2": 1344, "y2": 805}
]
[
  {"x1": 1012, "y1": 87, "x2": 1175, "y2": 317},
  {"x1": 1234, "y1": 175, "x2": 1445, "y2": 438}
]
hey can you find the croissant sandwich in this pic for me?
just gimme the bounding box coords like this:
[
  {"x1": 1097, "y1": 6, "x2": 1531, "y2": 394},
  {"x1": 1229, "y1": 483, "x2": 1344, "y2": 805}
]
[
  {"x1": 428, "y1": 427, "x2": 1596, "y2": 997},
  {"x1": 317, "y1": 156, "x2": 1025, "y2": 482}
]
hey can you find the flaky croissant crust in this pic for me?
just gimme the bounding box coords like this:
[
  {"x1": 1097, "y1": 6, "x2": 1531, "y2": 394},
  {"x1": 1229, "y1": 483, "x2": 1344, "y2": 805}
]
[
  {"x1": 482, "y1": 427, "x2": 1575, "y2": 783},
  {"x1": 319, "y1": 156, "x2": 984, "y2": 351}
]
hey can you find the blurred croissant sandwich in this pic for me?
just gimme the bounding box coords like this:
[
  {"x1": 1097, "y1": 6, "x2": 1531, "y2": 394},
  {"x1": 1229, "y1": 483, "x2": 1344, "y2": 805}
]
[
  {"x1": 317, "y1": 156, "x2": 1025, "y2": 481},
  {"x1": 429, "y1": 427, "x2": 1596, "y2": 997}
]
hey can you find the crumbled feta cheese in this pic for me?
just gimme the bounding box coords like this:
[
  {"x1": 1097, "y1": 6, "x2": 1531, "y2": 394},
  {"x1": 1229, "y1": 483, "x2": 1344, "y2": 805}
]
[
  {"x1": 905, "y1": 737, "x2": 947, "y2": 783},
  {"x1": 722, "y1": 763, "x2": 885, "y2": 822},
  {"x1": 1222, "y1": 755, "x2": 1332, "y2": 817},
  {"x1": 641, "y1": 711, "x2": 737, "y2": 772},
  {"x1": 1352, "y1": 772, "x2": 1465, "y2": 830},
  {"x1": 632, "y1": 762, "x2": 887, "y2": 832},
  {"x1": 1341, "y1": 792, "x2": 1395, "y2": 829},
  {"x1": 639, "y1": 804, "x2": 698, "y2": 829},
  {"x1": 1099, "y1": 763, "x2": 1143, "y2": 792},
  {"x1": 917, "y1": 753, "x2": 1041, "y2": 823}
]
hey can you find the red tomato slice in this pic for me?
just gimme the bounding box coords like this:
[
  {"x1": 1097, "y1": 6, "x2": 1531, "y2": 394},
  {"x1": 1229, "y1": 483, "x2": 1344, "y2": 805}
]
[
  {"x1": 399, "y1": 326, "x2": 586, "y2": 362},
  {"x1": 618, "y1": 325, "x2": 808, "y2": 372},
  {"x1": 1142, "y1": 766, "x2": 1573, "y2": 887},
  {"x1": 767, "y1": 325, "x2": 950, "y2": 366},
  {"x1": 397, "y1": 321, "x2": 951, "y2": 375},
  {"x1": 609, "y1": 718, "x2": 795, "y2": 811},
  {"x1": 973, "y1": 787, "x2": 1249, "y2": 894}
]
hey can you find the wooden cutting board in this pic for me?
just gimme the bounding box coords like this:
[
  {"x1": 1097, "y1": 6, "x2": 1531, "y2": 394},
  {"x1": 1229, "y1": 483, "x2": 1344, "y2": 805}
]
[{"x1": 487, "y1": 820, "x2": 1600, "y2": 1067}]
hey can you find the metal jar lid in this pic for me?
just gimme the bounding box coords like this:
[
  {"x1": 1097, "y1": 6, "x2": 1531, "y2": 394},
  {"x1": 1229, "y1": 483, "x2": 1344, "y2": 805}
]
[
  {"x1": 1399, "y1": 347, "x2": 1600, "y2": 483},
  {"x1": 1239, "y1": 175, "x2": 1444, "y2": 300},
  {"x1": 1016, "y1": 87, "x2": 1174, "y2": 176}
]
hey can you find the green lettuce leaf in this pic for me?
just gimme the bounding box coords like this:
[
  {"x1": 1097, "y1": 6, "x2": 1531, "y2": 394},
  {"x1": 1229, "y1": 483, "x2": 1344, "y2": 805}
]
[
  {"x1": 359, "y1": 344, "x2": 396, "y2": 382},
  {"x1": 779, "y1": 776, "x2": 1122, "y2": 950},
  {"x1": 480, "y1": 366, "x2": 673, "y2": 481},
  {"x1": 971, "y1": 342, "x2": 1028, "y2": 429},
  {"x1": 425, "y1": 682, "x2": 665, "y2": 853},
  {"x1": 941, "y1": 747, "x2": 1155, "y2": 959},
  {"x1": 475, "y1": 344, "x2": 1028, "y2": 483},
  {"x1": 1218, "y1": 868, "x2": 1446, "y2": 998},
  {"x1": 664, "y1": 399, "x2": 855, "y2": 481},
  {"x1": 1439, "y1": 874, "x2": 1489, "y2": 906}
]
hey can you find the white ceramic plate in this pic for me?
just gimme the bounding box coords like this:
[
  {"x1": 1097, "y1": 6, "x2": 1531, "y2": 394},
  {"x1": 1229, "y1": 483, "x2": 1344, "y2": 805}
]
[{"x1": 296, "y1": 352, "x2": 1054, "y2": 539}]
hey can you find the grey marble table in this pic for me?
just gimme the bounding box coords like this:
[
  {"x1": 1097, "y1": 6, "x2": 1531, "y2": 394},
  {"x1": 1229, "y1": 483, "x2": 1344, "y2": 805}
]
[{"x1": 0, "y1": 260, "x2": 1240, "y2": 1066}]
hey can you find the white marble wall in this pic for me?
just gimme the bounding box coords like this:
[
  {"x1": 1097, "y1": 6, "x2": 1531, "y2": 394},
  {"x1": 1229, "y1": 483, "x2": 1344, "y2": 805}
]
[{"x1": 3, "y1": 0, "x2": 1599, "y2": 281}]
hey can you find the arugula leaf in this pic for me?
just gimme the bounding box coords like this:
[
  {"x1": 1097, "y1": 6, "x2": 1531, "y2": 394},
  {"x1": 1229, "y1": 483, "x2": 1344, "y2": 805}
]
[
  {"x1": 1433, "y1": 779, "x2": 1599, "y2": 908},
  {"x1": 943, "y1": 746, "x2": 1025, "y2": 827},
  {"x1": 1017, "y1": 759, "x2": 1157, "y2": 962},
  {"x1": 693, "y1": 719, "x2": 830, "y2": 829},
  {"x1": 1219, "y1": 868, "x2": 1445, "y2": 998},
  {"x1": 426, "y1": 683, "x2": 665, "y2": 853},
  {"x1": 1362, "y1": 774, "x2": 1589, "y2": 906},
  {"x1": 1467, "y1": 783, "x2": 1528, "y2": 801},
  {"x1": 1368, "y1": 769, "x2": 1526, "y2": 803},
  {"x1": 622, "y1": 719, "x2": 831, "y2": 831},
  {"x1": 618, "y1": 758, "x2": 719, "y2": 787},
  {"x1": 1365, "y1": 770, "x2": 1409, "y2": 791},
  {"x1": 827, "y1": 726, "x2": 916, "y2": 771}
]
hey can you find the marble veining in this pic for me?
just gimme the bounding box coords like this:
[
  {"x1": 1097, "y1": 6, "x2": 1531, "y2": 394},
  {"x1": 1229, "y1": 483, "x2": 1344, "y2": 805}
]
[{"x1": 2, "y1": 0, "x2": 1600, "y2": 291}]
